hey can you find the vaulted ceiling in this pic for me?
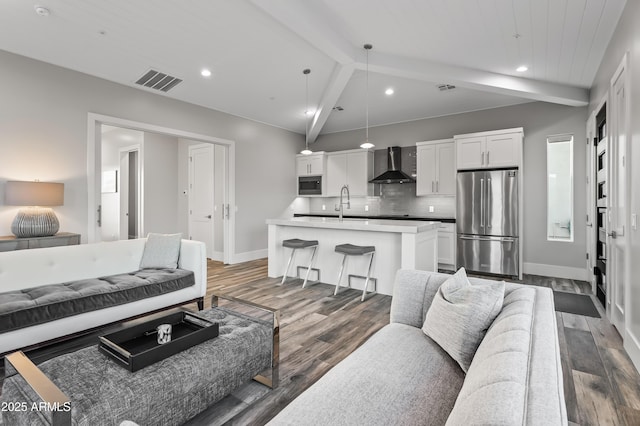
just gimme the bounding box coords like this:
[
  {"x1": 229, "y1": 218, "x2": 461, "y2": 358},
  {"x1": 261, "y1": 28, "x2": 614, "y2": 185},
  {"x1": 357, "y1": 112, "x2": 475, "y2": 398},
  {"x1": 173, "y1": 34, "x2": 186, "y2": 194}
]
[{"x1": 0, "y1": 0, "x2": 626, "y2": 139}]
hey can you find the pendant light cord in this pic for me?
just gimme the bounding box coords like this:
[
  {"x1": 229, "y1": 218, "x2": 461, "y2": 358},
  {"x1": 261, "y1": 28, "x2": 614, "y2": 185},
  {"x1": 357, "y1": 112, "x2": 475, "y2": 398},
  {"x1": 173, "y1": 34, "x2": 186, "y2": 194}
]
[
  {"x1": 303, "y1": 68, "x2": 311, "y2": 152},
  {"x1": 365, "y1": 46, "x2": 369, "y2": 142}
]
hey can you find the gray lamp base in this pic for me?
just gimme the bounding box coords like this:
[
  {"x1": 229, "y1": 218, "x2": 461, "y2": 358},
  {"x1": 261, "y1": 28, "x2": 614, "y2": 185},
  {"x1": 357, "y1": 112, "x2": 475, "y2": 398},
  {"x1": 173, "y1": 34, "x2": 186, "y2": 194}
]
[{"x1": 11, "y1": 207, "x2": 60, "y2": 238}]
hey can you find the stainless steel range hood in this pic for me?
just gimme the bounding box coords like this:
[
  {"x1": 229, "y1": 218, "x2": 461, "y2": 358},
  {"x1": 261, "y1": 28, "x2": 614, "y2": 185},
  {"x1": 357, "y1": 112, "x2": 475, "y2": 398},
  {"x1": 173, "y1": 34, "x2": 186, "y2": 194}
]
[{"x1": 369, "y1": 146, "x2": 416, "y2": 184}]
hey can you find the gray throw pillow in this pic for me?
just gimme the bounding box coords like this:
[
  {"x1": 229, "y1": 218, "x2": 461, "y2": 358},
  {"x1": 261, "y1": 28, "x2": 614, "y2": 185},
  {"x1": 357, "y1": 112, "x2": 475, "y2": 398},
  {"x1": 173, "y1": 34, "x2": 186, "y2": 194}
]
[
  {"x1": 140, "y1": 233, "x2": 182, "y2": 269},
  {"x1": 422, "y1": 268, "x2": 505, "y2": 373}
]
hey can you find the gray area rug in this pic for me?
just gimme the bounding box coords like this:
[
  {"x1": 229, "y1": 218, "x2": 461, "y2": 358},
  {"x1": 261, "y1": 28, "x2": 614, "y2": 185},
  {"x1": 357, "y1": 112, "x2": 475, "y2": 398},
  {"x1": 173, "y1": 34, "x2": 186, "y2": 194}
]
[
  {"x1": 553, "y1": 291, "x2": 600, "y2": 318},
  {"x1": 182, "y1": 380, "x2": 270, "y2": 425}
]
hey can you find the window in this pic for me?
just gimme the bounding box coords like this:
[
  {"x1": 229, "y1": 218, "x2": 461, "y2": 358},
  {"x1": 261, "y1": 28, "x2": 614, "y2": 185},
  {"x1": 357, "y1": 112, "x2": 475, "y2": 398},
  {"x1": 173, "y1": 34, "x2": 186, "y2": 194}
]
[{"x1": 547, "y1": 134, "x2": 574, "y2": 242}]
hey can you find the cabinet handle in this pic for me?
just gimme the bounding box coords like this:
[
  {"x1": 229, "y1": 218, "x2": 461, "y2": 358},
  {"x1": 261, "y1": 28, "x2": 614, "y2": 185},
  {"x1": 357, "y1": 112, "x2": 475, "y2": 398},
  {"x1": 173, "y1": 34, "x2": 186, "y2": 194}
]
[
  {"x1": 487, "y1": 151, "x2": 490, "y2": 165},
  {"x1": 481, "y1": 152, "x2": 484, "y2": 166},
  {"x1": 431, "y1": 181, "x2": 434, "y2": 192},
  {"x1": 436, "y1": 181, "x2": 439, "y2": 192}
]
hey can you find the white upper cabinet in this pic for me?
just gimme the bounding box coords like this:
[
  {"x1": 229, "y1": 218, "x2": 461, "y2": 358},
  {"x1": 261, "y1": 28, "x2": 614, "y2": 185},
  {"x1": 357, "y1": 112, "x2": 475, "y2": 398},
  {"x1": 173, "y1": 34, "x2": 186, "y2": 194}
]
[
  {"x1": 455, "y1": 128, "x2": 523, "y2": 170},
  {"x1": 416, "y1": 139, "x2": 456, "y2": 196},
  {"x1": 296, "y1": 152, "x2": 325, "y2": 176},
  {"x1": 326, "y1": 150, "x2": 373, "y2": 196}
]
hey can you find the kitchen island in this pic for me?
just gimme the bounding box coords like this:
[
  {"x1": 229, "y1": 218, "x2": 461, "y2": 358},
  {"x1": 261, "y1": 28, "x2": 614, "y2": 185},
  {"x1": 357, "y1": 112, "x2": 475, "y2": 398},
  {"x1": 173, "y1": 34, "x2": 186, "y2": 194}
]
[{"x1": 266, "y1": 217, "x2": 439, "y2": 296}]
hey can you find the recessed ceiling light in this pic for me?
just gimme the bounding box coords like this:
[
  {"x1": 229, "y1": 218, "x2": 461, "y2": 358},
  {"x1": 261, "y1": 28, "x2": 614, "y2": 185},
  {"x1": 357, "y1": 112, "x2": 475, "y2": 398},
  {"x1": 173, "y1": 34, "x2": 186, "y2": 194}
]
[
  {"x1": 305, "y1": 109, "x2": 315, "y2": 116},
  {"x1": 385, "y1": 88, "x2": 394, "y2": 96},
  {"x1": 34, "y1": 5, "x2": 50, "y2": 16},
  {"x1": 516, "y1": 65, "x2": 528, "y2": 72},
  {"x1": 200, "y1": 69, "x2": 212, "y2": 77}
]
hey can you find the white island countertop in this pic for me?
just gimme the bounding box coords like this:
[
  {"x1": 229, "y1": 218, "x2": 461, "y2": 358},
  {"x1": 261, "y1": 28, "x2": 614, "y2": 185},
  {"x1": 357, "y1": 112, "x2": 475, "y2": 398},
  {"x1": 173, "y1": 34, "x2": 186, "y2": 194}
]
[
  {"x1": 266, "y1": 217, "x2": 439, "y2": 234},
  {"x1": 267, "y1": 216, "x2": 439, "y2": 296}
]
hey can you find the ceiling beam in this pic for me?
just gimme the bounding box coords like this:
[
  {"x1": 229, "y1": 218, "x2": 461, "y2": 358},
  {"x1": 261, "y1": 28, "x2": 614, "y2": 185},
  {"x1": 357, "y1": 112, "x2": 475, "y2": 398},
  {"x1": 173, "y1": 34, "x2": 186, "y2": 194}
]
[
  {"x1": 252, "y1": 0, "x2": 589, "y2": 139},
  {"x1": 251, "y1": 0, "x2": 357, "y2": 142},
  {"x1": 358, "y1": 53, "x2": 589, "y2": 107},
  {"x1": 250, "y1": 0, "x2": 356, "y2": 64},
  {"x1": 308, "y1": 63, "x2": 355, "y2": 143}
]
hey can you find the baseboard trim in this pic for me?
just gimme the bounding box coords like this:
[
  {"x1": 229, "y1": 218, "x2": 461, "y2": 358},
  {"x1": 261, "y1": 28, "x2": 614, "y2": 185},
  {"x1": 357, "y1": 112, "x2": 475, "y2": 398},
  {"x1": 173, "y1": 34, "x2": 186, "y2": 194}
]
[
  {"x1": 523, "y1": 262, "x2": 587, "y2": 281},
  {"x1": 209, "y1": 251, "x2": 224, "y2": 262},
  {"x1": 624, "y1": 329, "x2": 640, "y2": 374},
  {"x1": 231, "y1": 249, "x2": 267, "y2": 264}
]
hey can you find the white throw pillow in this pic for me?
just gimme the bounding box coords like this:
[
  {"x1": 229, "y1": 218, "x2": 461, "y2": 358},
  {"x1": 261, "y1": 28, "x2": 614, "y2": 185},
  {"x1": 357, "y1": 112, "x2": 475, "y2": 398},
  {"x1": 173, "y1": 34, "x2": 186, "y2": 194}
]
[
  {"x1": 140, "y1": 233, "x2": 182, "y2": 269},
  {"x1": 422, "y1": 268, "x2": 505, "y2": 373}
]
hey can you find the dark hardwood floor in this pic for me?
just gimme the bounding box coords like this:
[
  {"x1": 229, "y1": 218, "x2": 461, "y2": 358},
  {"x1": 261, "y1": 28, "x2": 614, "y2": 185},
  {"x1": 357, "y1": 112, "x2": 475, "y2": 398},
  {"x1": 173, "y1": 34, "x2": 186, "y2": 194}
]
[{"x1": 206, "y1": 259, "x2": 640, "y2": 426}]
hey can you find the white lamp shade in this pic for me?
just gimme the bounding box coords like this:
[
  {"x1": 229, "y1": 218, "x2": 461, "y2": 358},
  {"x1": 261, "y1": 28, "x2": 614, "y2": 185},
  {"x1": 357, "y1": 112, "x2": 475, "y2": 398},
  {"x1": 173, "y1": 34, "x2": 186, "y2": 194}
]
[{"x1": 5, "y1": 181, "x2": 64, "y2": 206}]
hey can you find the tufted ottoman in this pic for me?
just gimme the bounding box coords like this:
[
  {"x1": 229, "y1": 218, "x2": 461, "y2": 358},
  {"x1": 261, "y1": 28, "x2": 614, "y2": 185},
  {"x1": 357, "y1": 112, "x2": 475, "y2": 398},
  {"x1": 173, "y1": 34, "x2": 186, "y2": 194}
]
[{"x1": 1, "y1": 300, "x2": 279, "y2": 426}]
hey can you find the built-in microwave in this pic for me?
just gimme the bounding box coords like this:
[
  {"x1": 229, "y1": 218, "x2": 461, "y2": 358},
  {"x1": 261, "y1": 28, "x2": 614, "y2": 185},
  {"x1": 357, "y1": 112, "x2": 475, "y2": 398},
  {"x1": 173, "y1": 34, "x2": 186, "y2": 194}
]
[{"x1": 298, "y1": 175, "x2": 322, "y2": 196}]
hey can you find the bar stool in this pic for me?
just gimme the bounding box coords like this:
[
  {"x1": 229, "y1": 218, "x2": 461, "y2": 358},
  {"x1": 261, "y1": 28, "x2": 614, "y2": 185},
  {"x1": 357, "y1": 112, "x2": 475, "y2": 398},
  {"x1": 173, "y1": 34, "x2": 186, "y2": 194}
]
[
  {"x1": 334, "y1": 243, "x2": 376, "y2": 302},
  {"x1": 280, "y1": 238, "x2": 319, "y2": 288}
]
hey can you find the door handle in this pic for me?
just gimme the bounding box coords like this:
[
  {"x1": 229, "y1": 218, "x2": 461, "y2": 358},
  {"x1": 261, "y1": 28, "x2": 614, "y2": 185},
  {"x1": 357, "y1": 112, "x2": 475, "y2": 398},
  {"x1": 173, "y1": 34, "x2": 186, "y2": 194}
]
[
  {"x1": 459, "y1": 235, "x2": 516, "y2": 242},
  {"x1": 480, "y1": 178, "x2": 485, "y2": 227},
  {"x1": 608, "y1": 231, "x2": 617, "y2": 239},
  {"x1": 487, "y1": 178, "x2": 491, "y2": 227}
]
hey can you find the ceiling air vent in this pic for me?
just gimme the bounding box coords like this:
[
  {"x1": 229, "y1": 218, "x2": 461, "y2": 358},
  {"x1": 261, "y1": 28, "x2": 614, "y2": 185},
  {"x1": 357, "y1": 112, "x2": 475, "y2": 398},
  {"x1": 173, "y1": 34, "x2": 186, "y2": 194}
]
[
  {"x1": 135, "y1": 69, "x2": 182, "y2": 92},
  {"x1": 437, "y1": 84, "x2": 456, "y2": 92},
  {"x1": 332, "y1": 106, "x2": 344, "y2": 111}
]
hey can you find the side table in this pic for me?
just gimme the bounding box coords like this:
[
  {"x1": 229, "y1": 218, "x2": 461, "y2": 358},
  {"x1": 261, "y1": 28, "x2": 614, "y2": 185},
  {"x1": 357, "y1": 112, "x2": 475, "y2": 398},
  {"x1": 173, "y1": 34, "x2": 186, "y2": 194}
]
[{"x1": 0, "y1": 232, "x2": 80, "y2": 252}]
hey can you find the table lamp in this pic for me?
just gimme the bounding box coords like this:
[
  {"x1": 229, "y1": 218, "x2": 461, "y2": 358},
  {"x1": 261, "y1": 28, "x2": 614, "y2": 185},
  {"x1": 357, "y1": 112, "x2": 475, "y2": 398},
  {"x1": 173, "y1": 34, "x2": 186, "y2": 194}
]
[{"x1": 5, "y1": 181, "x2": 64, "y2": 238}]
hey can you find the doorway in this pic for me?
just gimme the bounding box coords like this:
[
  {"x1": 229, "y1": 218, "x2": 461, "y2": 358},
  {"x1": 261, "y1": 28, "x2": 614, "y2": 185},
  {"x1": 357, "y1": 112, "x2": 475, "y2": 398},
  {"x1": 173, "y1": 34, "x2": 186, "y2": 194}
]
[
  {"x1": 100, "y1": 126, "x2": 143, "y2": 242},
  {"x1": 119, "y1": 147, "x2": 141, "y2": 239},
  {"x1": 88, "y1": 113, "x2": 236, "y2": 264}
]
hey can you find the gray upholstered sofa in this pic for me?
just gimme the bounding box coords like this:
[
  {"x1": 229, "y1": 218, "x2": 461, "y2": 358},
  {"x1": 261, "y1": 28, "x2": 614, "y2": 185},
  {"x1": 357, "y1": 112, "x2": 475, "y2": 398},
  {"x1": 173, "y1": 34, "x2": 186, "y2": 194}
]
[
  {"x1": 268, "y1": 269, "x2": 567, "y2": 425},
  {"x1": 0, "y1": 238, "x2": 206, "y2": 355}
]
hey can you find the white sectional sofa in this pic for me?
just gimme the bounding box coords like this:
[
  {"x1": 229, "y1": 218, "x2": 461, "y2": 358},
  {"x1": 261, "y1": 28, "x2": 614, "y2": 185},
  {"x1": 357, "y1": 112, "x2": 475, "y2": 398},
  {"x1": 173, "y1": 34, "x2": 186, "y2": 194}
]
[{"x1": 0, "y1": 238, "x2": 207, "y2": 355}]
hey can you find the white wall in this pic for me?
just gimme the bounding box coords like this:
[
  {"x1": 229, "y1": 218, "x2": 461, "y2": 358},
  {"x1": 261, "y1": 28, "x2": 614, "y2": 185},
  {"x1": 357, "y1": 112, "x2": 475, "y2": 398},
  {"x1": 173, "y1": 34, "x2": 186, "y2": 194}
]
[
  {"x1": 143, "y1": 132, "x2": 179, "y2": 234},
  {"x1": 313, "y1": 101, "x2": 588, "y2": 273},
  {"x1": 0, "y1": 50, "x2": 303, "y2": 258},
  {"x1": 589, "y1": 0, "x2": 640, "y2": 370}
]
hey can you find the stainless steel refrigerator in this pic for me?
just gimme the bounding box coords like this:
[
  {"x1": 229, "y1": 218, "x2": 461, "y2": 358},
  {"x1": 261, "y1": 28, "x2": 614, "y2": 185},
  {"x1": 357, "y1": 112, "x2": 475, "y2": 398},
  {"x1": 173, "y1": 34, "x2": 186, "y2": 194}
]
[{"x1": 457, "y1": 169, "x2": 519, "y2": 277}]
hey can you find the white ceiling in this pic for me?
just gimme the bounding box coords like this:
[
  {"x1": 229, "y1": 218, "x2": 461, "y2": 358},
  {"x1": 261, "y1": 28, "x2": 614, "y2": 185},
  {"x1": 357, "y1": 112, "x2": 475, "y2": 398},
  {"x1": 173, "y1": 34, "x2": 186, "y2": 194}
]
[{"x1": 0, "y1": 0, "x2": 626, "y2": 139}]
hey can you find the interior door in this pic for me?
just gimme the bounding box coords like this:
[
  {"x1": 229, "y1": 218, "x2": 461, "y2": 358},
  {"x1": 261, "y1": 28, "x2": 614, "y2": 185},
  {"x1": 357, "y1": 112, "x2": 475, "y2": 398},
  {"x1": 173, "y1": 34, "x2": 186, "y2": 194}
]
[
  {"x1": 189, "y1": 144, "x2": 215, "y2": 259},
  {"x1": 585, "y1": 113, "x2": 597, "y2": 293},
  {"x1": 609, "y1": 61, "x2": 628, "y2": 334}
]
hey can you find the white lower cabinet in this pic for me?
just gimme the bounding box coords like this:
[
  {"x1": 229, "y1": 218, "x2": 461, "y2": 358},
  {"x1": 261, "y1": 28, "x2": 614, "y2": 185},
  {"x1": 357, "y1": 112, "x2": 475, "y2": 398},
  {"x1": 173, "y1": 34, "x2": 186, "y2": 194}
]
[{"x1": 437, "y1": 222, "x2": 456, "y2": 270}]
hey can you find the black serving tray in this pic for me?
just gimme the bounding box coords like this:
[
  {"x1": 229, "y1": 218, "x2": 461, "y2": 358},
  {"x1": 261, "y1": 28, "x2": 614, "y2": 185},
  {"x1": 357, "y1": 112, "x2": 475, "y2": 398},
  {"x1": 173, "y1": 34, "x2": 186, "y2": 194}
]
[{"x1": 98, "y1": 311, "x2": 219, "y2": 372}]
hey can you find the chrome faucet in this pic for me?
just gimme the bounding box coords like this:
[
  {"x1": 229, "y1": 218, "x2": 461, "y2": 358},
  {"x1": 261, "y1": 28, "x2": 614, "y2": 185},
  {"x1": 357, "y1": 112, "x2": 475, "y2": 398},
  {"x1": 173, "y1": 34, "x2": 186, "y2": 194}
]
[{"x1": 336, "y1": 185, "x2": 351, "y2": 221}]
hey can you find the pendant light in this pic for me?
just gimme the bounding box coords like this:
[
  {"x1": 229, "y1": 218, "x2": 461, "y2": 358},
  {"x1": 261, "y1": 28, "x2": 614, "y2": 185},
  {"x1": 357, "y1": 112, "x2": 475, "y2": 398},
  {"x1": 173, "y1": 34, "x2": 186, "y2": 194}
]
[
  {"x1": 360, "y1": 44, "x2": 375, "y2": 150},
  {"x1": 300, "y1": 68, "x2": 313, "y2": 155}
]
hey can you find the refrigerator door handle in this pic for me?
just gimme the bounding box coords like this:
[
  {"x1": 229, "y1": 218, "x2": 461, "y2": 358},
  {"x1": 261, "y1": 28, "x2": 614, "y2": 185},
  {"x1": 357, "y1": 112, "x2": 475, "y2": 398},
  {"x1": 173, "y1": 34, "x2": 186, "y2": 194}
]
[
  {"x1": 480, "y1": 178, "x2": 485, "y2": 227},
  {"x1": 459, "y1": 235, "x2": 516, "y2": 243},
  {"x1": 487, "y1": 178, "x2": 491, "y2": 228}
]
